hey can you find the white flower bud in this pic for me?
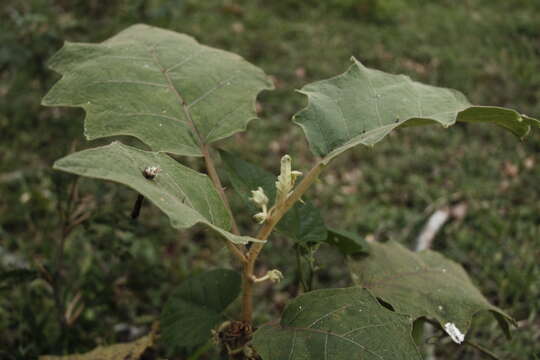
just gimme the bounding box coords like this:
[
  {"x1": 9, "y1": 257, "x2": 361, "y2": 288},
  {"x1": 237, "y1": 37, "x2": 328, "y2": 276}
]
[
  {"x1": 275, "y1": 154, "x2": 302, "y2": 204},
  {"x1": 250, "y1": 187, "x2": 268, "y2": 207},
  {"x1": 267, "y1": 269, "x2": 284, "y2": 283},
  {"x1": 253, "y1": 212, "x2": 267, "y2": 224},
  {"x1": 250, "y1": 187, "x2": 269, "y2": 223},
  {"x1": 251, "y1": 269, "x2": 284, "y2": 283}
]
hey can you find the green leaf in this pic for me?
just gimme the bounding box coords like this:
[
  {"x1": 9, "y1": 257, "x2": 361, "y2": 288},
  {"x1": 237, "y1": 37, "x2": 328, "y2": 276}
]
[
  {"x1": 220, "y1": 151, "x2": 327, "y2": 244},
  {"x1": 325, "y1": 228, "x2": 369, "y2": 255},
  {"x1": 42, "y1": 24, "x2": 273, "y2": 157},
  {"x1": 54, "y1": 142, "x2": 259, "y2": 245},
  {"x1": 349, "y1": 240, "x2": 516, "y2": 342},
  {"x1": 253, "y1": 287, "x2": 422, "y2": 360},
  {"x1": 160, "y1": 269, "x2": 241, "y2": 350},
  {"x1": 294, "y1": 58, "x2": 539, "y2": 163}
]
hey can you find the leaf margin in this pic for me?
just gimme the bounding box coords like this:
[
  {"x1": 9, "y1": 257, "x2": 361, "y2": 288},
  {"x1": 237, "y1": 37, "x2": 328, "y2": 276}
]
[{"x1": 293, "y1": 57, "x2": 540, "y2": 164}]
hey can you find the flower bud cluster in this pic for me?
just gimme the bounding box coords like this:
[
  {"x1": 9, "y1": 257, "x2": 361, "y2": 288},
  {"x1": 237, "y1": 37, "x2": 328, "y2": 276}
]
[
  {"x1": 250, "y1": 187, "x2": 269, "y2": 224},
  {"x1": 249, "y1": 155, "x2": 302, "y2": 224}
]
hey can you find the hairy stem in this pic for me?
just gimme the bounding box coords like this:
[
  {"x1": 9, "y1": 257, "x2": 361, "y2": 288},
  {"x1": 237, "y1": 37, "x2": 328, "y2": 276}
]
[
  {"x1": 242, "y1": 161, "x2": 325, "y2": 323},
  {"x1": 202, "y1": 144, "x2": 246, "y2": 263}
]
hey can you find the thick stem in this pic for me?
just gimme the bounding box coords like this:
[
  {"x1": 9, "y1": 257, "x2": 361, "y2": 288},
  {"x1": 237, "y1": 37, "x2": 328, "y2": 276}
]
[
  {"x1": 241, "y1": 161, "x2": 325, "y2": 323},
  {"x1": 202, "y1": 144, "x2": 247, "y2": 263}
]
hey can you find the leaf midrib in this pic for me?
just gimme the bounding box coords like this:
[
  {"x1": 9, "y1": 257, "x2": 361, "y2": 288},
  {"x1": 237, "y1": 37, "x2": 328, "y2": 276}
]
[{"x1": 148, "y1": 46, "x2": 206, "y2": 148}]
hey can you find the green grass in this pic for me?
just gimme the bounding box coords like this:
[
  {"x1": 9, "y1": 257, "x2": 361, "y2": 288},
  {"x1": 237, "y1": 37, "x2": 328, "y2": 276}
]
[{"x1": 1, "y1": 0, "x2": 539, "y2": 359}]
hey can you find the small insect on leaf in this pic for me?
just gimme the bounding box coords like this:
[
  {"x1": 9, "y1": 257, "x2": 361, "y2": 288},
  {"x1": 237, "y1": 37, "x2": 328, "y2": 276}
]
[{"x1": 143, "y1": 166, "x2": 161, "y2": 180}]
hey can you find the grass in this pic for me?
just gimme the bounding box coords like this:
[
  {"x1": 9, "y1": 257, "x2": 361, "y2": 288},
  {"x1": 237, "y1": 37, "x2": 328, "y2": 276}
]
[{"x1": 1, "y1": 0, "x2": 539, "y2": 359}]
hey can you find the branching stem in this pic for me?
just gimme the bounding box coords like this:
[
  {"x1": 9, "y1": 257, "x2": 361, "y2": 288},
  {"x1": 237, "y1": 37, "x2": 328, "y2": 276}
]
[
  {"x1": 241, "y1": 160, "x2": 325, "y2": 323},
  {"x1": 202, "y1": 144, "x2": 247, "y2": 263},
  {"x1": 201, "y1": 146, "x2": 326, "y2": 325}
]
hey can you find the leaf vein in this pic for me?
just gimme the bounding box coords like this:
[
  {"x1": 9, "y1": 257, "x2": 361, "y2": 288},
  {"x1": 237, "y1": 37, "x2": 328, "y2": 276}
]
[
  {"x1": 187, "y1": 72, "x2": 239, "y2": 109},
  {"x1": 339, "y1": 322, "x2": 393, "y2": 337},
  {"x1": 90, "y1": 80, "x2": 168, "y2": 88},
  {"x1": 119, "y1": 112, "x2": 188, "y2": 124},
  {"x1": 283, "y1": 325, "x2": 384, "y2": 360},
  {"x1": 307, "y1": 304, "x2": 350, "y2": 328},
  {"x1": 148, "y1": 46, "x2": 205, "y2": 146},
  {"x1": 165, "y1": 49, "x2": 206, "y2": 73}
]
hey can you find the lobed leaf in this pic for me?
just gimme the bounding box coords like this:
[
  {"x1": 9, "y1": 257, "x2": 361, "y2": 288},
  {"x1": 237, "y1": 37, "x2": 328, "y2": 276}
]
[
  {"x1": 253, "y1": 287, "x2": 422, "y2": 360},
  {"x1": 220, "y1": 151, "x2": 327, "y2": 244},
  {"x1": 349, "y1": 241, "x2": 516, "y2": 341},
  {"x1": 160, "y1": 269, "x2": 241, "y2": 350},
  {"x1": 42, "y1": 24, "x2": 273, "y2": 157},
  {"x1": 294, "y1": 57, "x2": 540, "y2": 163},
  {"x1": 54, "y1": 142, "x2": 259, "y2": 245}
]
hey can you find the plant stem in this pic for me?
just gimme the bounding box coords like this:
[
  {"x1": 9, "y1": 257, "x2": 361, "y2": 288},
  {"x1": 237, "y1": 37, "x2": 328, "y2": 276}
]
[
  {"x1": 464, "y1": 340, "x2": 501, "y2": 360},
  {"x1": 202, "y1": 144, "x2": 246, "y2": 263},
  {"x1": 241, "y1": 161, "x2": 325, "y2": 323}
]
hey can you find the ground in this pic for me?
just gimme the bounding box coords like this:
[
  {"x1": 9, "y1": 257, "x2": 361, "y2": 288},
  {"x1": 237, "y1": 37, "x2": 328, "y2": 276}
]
[{"x1": 1, "y1": 0, "x2": 539, "y2": 359}]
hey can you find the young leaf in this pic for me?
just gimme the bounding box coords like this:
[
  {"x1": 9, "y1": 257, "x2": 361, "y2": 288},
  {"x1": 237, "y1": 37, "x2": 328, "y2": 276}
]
[
  {"x1": 294, "y1": 58, "x2": 540, "y2": 163},
  {"x1": 39, "y1": 332, "x2": 154, "y2": 360},
  {"x1": 160, "y1": 269, "x2": 241, "y2": 350},
  {"x1": 54, "y1": 142, "x2": 259, "y2": 245},
  {"x1": 253, "y1": 287, "x2": 422, "y2": 360},
  {"x1": 220, "y1": 151, "x2": 327, "y2": 244},
  {"x1": 325, "y1": 227, "x2": 369, "y2": 255},
  {"x1": 42, "y1": 24, "x2": 273, "y2": 157},
  {"x1": 349, "y1": 240, "x2": 516, "y2": 342}
]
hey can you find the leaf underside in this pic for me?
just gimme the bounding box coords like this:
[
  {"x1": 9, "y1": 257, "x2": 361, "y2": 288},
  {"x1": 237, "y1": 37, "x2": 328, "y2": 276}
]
[
  {"x1": 294, "y1": 57, "x2": 540, "y2": 163},
  {"x1": 160, "y1": 269, "x2": 241, "y2": 350},
  {"x1": 253, "y1": 287, "x2": 422, "y2": 360},
  {"x1": 44, "y1": 24, "x2": 274, "y2": 242},
  {"x1": 54, "y1": 142, "x2": 258, "y2": 244},
  {"x1": 349, "y1": 241, "x2": 515, "y2": 339},
  {"x1": 42, "y1": 24, "x2": 273, "y2": 157},
  {"x1": 220, "y1": 150, "x2": 327, "y2": 244}
]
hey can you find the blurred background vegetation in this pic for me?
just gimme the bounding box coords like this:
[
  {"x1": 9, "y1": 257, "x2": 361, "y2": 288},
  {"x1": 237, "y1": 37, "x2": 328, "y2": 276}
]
[{"x1": 1, "y1": 0, "x2": 539, "y2": 359}]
